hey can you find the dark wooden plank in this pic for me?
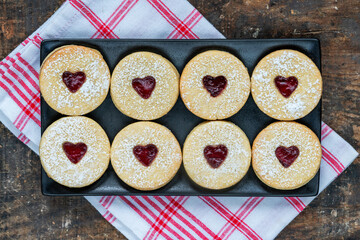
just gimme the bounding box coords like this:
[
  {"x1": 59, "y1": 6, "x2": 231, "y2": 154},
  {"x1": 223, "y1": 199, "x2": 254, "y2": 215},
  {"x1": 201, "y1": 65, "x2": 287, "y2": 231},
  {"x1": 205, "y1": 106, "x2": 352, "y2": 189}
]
[
  {"x1": 0, "y1": 0, "x2": 359, "y2": 239},
  {"x1": 191, "y1": 0, "x2": 360, "y2": 239},
  {"x1": 0, "y1": 1, "x2": 124, "y2": 239}
]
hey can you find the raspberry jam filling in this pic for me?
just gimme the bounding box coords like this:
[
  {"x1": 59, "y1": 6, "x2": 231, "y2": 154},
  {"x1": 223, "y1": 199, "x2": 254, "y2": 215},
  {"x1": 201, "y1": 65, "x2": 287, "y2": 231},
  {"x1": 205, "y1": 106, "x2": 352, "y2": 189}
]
[
  {"x1": 274, "y1": 76, "x2": 298, "y2": 98},
  {"x1": 204, "y1": 144, "x2": 228, "y2": 168},
  {"x1": 275, "y1": 145, "x2": 299, "y2": 168},
  {"x1": 62, "y1": 141, "x2": 88, "y2": 164},
  {"x1": 62, "y1": 71, "x2": 86, "y2": 93},
  {"x1": 133, "y1": 144, "x2": 158, "y2": 167},
  {"x1": 202, "y1": 75, "x2": 227, "y2": 97},
  {"x1": 132, "y1": 76, "x2": 156, "y2": 99}
]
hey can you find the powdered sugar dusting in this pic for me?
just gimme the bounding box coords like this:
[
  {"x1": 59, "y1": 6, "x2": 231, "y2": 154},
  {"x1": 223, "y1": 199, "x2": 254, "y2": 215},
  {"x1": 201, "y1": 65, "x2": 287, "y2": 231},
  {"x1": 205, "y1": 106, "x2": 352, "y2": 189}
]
[
  {"x1": 183, "y1": 121, "x2": 251, "y2": 189},
  {"x1": 251, "y1": 50, "x2": 322, "y2": 120},
  {"x1": 40, "y1": 45, "x2": 110, "y2": 115},
  {"x1": 40, "y1": 116, "x2": 110, "y2": 188},
  {"x1": 111, "y1": 52, "x2": 179, "y2": 120},
  {"x1": 111, "y1": 122, "x2": 182, "y2": 190},
  {"x1": 252, "y1": 122, "x2": 321, "y2": 189},
  {"x1": 180, "y1": 50, "x2": 250, "y2": 120}
]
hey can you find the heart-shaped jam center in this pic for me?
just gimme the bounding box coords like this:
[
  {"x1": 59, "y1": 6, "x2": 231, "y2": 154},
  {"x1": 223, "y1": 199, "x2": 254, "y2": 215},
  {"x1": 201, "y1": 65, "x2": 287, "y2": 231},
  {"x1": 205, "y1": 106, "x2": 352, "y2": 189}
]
[
  {"x1": 62, "y1": 71, "x2": 86, "y2": 93},
  {"x1": 204, "y1": 144, "x2": 228, "y2": 168},
  {"x1": 133, "y1": 144, "x2": 158, "y2": 167},
  {"x1": 275, "y1": 146, "x2": 299, "y2": 168},
  {"x1": 132, "y1": 76, "x2": 156, "y2": 99},
  {"x1": 202, "y1": 75, "x2": 227, "y2": 97},
  {"x1": 274, "y1": 76, "x2": 298, "y2": 98},
  {"x1": 62, "y1": 142, "x2": 87, "y2": 164}
]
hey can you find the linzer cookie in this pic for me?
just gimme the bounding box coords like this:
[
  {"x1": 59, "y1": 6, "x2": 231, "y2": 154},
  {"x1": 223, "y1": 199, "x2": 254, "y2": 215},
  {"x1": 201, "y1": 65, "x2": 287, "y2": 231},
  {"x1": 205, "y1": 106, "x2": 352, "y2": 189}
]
[
  {"x1": 180, "y1": 50, "x2": 250, "y2": 120},
  {"x1": 110, "y1": 52, "x2": 179, "y2": 120},
  {"x1": 39, "y1": 45, "x2": 110, "y2": 115},
  {"x1": 251, "y1": 49, "x2": 322, "y2": 120},
  {"x1": 111, "y1": 121, "x2": 182, "y2": 191},
  {"x1": 252, "y1": 121, "x2": 321, "y2": 190},
  {"x1": 183, "y1": 121, "x2": 251, "y2": 190},
  {"x1": 39, "y1": 116, "x2": 110, "y2": 188}
]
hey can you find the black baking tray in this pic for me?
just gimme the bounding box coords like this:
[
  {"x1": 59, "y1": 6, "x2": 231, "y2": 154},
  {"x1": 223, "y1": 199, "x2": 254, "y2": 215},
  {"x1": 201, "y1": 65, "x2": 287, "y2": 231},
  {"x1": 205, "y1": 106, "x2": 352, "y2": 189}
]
[{"x1": 40, "y1": 39, "x2": 321, "y2": 197}]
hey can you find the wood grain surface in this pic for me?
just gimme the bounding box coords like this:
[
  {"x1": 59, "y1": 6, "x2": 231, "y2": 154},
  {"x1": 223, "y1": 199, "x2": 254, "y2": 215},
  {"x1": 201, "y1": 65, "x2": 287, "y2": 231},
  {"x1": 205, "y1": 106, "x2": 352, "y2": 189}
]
[{"x1": 0, "y1": 0, "x2": 359, "y2": 239}]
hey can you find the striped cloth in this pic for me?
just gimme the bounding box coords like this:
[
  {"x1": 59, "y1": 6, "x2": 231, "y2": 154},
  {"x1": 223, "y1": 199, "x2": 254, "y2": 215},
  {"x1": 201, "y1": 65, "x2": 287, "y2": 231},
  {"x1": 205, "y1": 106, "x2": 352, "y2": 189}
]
[{"x1": 0, "y1": 1, "x2": 358, "y2": 239}]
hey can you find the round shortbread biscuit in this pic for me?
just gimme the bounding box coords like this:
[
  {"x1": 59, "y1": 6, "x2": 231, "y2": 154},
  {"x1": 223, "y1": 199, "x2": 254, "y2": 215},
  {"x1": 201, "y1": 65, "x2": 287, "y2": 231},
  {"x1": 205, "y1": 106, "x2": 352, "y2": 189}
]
[
  {"x1": 40, "y1": 45, "x2": 110, "y2": 115},
  {"x1": 180, "y1": 50, "x2": 250, "y2": 120},
  {"x1": 251, "y1": 49, "x2": 322, "y2": 120},
  {"x1": 252, "y1": 121, "x2": 321, "y2": 190},
  {"x1": 183, "y1": 121, "x2": 251, "y2": 190},
  {"x1": 111, "y1": 121, "x2": 182, "y2": 191},
  {"x1": 39, "y1": 116, "x2": 110, "y2": 188},
  {"x1": 110, "y1": 52, "x2": 179, "y2": 120}
]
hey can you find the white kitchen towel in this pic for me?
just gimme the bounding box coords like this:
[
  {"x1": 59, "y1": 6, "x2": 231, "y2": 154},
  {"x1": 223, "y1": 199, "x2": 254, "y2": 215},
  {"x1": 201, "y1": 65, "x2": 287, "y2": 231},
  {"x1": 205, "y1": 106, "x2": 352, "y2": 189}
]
[{"x1": 0, "y1": 0, "x2": 358, "y2": 239}]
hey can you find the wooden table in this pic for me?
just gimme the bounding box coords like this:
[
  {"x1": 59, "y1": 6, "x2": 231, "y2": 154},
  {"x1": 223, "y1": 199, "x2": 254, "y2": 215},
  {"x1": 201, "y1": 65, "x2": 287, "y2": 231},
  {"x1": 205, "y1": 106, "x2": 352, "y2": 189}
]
[{"x1": 1, "y1": 0, "x2": 359, "y2": 239}]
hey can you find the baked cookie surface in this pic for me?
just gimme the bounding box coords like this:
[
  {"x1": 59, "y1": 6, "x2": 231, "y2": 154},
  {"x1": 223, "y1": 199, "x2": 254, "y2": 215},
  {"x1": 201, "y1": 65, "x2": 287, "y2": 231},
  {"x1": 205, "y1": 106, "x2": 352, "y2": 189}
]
[
  {"x1": 183, "y1": 121, "x2": 251, "y2": 190},
  {"x1": 251, "y1": 49, "x2": 322, "y2": 120},
  {"x1": 180, "y1": 50, "x2": 250, "y2": 120},
  {"x1": 111, "y1": 121, "x2": 182, "y2": 191},
  {"x1": 39, "y1": 116, "x2": 110, "y2": 188},
  {"x1": 110, "y1": 52, "x2": 179, "y2": 120},
  {"x1": 252, "y1": 121, "x2": 321, "y2": 190},
  {"x1": 40, "y1": 45, "x2": 110, "y2": 115}
]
